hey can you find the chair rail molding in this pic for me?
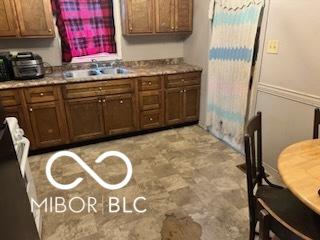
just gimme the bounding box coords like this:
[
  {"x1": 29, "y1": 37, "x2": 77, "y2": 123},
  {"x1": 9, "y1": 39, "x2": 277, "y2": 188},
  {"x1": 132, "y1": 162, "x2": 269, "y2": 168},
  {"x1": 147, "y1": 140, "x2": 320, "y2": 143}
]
[{"x1": 257, "y1": 83, "x2": 320, "y2": 107}]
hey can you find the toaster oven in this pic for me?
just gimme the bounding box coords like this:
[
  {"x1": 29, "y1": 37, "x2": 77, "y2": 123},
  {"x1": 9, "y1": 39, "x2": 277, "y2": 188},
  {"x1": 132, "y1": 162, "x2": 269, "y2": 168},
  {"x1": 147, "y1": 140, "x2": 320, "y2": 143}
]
[{"x1": 11, "y1": 52, "x2": 45, "y2": 80}]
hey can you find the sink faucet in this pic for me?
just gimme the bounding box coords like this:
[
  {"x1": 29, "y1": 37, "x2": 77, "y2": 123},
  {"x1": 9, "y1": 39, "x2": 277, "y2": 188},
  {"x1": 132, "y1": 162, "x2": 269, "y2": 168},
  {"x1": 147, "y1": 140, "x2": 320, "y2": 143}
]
[{"x1": 90, "y1": 59, "x2": 102, "y2": 69}]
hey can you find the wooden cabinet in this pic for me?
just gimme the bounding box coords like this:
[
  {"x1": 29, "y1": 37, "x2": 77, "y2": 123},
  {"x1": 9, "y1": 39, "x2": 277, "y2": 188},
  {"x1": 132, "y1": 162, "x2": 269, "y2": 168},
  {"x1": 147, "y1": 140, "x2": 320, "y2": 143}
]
[
  {"x1": 155, "y1": 0, "x2": 192, "y2": 33},
  {"x1": 165, "y1": 88, "x2": 184, "y2": 125},
  {"x1": 183, "y1": 85, "x2": 200, "y2": 121},
  {"x1": 28, "y1": 101, "x2": 68, "y2": 148},
  {"x1": 14, "y1": 0, "x2": 54, "y2": 37},
  {"x1": 122, "y1": 0, "x2": 154, "y2": 35},
  {"x1": 3, "y1": 105, "x2": 27, "y2": 132},
  {"x1": 165, "y1": 72, "x2": 200, "y2": 125},
  {"x1": 0, "y1": 71, "x2": 200, "y2": 150},
  {"x1": 105, "y1": 94, "x2": 137, "y2": 135},
  {"x1": 0, "y1": 0, "x2": 54, "y2": 38},
  {"x1": 155, "y1": 0, "x2": 175, "y2": 33},
  {"x1": 138, "y1": 76, "x2": 164, "y2": 130},
  {"x1": 0, "y1": 0, "x2": 18, "y2": 37},
  {"x1": 65, "y1": 97, "x2": 106, "y2": 142},
  {"x1": 122, "y1": 0, "x2": 193, "y2": 35},
  {"x1": 174, "y1": 0, "x2": 192, "y2": 32}
]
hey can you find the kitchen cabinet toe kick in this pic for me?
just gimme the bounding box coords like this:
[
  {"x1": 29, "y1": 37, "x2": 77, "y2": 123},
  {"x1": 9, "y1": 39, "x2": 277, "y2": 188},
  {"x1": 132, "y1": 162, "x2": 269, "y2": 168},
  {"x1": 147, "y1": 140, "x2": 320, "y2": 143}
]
[{"x1": 0, "y1": 71, "x2": 201, "y2": 150}]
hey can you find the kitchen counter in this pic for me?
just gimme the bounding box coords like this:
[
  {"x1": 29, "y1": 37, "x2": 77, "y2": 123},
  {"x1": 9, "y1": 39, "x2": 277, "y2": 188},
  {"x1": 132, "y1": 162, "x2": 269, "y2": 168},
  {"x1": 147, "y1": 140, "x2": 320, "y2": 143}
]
[{"x1": 0, "y1": 60, "x2": 202, "y2": 90}]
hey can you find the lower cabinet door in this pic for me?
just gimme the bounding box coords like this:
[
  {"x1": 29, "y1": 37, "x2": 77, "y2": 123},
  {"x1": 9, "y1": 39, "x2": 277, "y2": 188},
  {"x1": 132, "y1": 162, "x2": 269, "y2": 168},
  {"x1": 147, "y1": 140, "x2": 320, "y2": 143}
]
[
  {"x1": 104, "y1": 94, "x2": 137, "y2": 135},
  {"x1": 165, "y1": 88, "x2": 183, "y2": 125},
  {"x1": 3, "y1": 105, "x2": 27, "y2": 130},
  {"x1": 65, "y1": 97, "x2": 106, "y2": 142},
  {"x1": 28, "y1": 101, "x2": 68, "y2": 148},
  {"x1": 183, "y1": 85, "x2": 200, "y2": 122}
]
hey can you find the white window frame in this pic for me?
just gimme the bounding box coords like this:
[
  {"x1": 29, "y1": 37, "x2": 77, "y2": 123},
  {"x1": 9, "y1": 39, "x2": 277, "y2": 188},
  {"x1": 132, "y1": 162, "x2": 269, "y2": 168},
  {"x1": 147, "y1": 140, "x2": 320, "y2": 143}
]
[{"x1": 71, "y1": 0, "x2": 122, "y2": 63}]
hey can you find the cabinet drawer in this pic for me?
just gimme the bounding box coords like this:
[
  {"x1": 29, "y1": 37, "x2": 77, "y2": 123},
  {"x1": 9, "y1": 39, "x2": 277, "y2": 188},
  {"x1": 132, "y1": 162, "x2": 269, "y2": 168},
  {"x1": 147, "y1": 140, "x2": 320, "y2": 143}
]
[
  {"x1": 0, "y1": 89, "x2": 21, "y2": 106},
  {"x1": 139, "y1": 76, "x2": 162, "y2": 91},
  {"x1": 140, "y1": 109, "x2": 163, "y2": 130},
  {"x1": 24, "y1": 86, "x2": 59, "y2": 103},
  {"x1": 166, "y1": 72, "x2": 201, "y2": 88},
  {"x1": 63, "y1": 79, "x2": 134, "y2": 99},
  {"x1": 139, "y1": 90, "x2": 162, "y2": 111}
]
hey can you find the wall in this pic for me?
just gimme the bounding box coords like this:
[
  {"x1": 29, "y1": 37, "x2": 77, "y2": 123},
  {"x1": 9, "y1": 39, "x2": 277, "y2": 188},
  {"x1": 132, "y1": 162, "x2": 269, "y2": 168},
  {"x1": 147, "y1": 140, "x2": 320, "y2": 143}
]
[
  {"x1": 251, "y1": 0, "x2": 320, "y2": 175},
  {"x1": 183, "y1": 0, "x2": 210, "y2": 126}
]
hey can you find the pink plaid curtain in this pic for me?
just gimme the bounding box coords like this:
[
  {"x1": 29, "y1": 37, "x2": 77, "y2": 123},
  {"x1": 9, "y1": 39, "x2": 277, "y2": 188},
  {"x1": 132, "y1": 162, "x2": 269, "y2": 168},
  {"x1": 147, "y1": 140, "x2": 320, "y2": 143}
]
[{"x1": 52, "y1": 0, "x2": 117, "y2": 62}]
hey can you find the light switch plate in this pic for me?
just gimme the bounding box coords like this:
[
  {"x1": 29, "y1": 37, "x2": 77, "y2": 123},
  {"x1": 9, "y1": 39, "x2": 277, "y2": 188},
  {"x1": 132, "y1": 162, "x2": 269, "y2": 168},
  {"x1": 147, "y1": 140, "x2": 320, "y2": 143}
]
[{"x1": 267, "y1": 40, "x2": 279, "y2": 54}]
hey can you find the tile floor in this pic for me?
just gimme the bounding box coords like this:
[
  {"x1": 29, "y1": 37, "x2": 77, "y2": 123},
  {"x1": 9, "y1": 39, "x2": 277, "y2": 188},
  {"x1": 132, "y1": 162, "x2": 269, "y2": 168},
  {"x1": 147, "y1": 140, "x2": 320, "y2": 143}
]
[{"x1": 29, "y1": 126, "x2": 250, "y2": 240}]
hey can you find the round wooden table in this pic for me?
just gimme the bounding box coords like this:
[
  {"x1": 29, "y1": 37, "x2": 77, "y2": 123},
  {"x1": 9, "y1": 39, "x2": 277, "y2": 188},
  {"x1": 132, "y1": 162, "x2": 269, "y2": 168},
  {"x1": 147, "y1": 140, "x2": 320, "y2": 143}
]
[{"x1": 278, "y1": 139, "x2": 320, "y2": 215}]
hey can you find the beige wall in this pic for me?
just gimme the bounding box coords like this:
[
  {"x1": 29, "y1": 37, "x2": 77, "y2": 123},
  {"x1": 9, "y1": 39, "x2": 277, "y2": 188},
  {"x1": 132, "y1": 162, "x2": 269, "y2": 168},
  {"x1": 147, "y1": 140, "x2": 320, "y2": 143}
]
[
  {"x1": 252, "y1": 0, "x2": 320, "y2": 175},
  {"x1": 0, "y1": 33, "x2": 184, "y2": 66},
  {"x1": 183, "y1": 0, "x2": 210, "y2": 126}
]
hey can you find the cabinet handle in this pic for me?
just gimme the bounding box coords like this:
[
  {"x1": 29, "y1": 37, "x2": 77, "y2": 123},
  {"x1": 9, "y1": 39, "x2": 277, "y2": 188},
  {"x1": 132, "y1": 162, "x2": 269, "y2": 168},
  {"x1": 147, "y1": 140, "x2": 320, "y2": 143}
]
[
  {"x1": 184, "y1": 90, "x2": 186, "y2": 93},
  {"x1": 181, "y1": 79, "x2": 185, "y2": 82},
  {"x1": 148, "y1": 82, "x2": 152, "y2": 85},
  {"x1": 129, "y1": 27, "x2": 133, "y2": 31},
  {"x1": 99, "y1": 87, "x2": 102, "y2": 91},
  {"x1": 149, "y1": 118, "x2": 153, "y2": 121},
  {"x1": 29, "y1": 108, "x2": 33, "y2": 112},
  {"x1": 120, "y1": 100, "x2": 123, "y2": 104},
  {"x1": 40, "y1": 92, "x2": 44, "y2": 96},
  {"x1": 180, "y1": 90, "x2": 183, "y2": 93},
  {"x1": 171, "y1": 26, "x2": 175, "y2": 30},
  {"x1": 98, "y1": 99, "x2": 102, "y2": 103},
  {"x1": 102, "y1": 99, "x2": 106, "y2": 103},
  {"x1": 48, "y1": 29, "x2": 52, "y2": 33}
]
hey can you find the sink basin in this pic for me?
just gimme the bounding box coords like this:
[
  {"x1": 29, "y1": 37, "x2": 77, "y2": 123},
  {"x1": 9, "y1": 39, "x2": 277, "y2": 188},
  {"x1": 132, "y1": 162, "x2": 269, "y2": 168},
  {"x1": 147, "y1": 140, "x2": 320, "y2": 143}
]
[{"x1": 63, "y1": 67, "x2": 130, "y2": 79}]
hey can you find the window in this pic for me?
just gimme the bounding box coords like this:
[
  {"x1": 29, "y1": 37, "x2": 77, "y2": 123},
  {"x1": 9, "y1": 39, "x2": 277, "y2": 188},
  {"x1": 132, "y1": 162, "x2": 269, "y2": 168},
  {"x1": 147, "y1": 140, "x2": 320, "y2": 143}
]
[{"x1": 52, "y1": 0, "x2": 120, "y2": 62}]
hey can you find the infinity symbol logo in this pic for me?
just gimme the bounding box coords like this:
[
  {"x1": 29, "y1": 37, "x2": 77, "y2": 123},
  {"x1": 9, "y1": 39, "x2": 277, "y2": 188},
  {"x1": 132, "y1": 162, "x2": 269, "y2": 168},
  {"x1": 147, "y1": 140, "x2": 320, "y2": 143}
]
[{"x1": 46, "y1": 151, "x2": 133, "y2": 190}]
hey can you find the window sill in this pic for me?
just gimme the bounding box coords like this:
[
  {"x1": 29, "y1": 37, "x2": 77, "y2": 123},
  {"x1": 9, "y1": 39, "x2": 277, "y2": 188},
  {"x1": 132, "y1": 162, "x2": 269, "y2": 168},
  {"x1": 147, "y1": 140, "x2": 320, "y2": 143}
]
[{"x1": 71, "y1": 53, "x2": 122, "y2": 63}]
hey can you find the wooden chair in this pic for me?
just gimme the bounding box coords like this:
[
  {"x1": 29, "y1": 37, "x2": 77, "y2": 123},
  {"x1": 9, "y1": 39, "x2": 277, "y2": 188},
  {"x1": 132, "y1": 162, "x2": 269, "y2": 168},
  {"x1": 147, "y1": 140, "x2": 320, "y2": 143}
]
[
  {"x1": 245, "y1": 112, "x2": 320, "y2": 240},
  {"x1": 313, "y1": 108, "x2": 320, "y2": 139}
]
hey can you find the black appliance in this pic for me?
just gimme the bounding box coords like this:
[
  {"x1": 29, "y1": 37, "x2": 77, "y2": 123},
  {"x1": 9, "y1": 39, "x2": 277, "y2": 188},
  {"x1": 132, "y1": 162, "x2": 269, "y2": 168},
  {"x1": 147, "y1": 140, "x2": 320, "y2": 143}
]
[
  {"x1": 11, "y1": 52, "x2": 45, "y2": 80},
  {"x1": 0, "y1": 52, "x2": 13, "y2": 81}
]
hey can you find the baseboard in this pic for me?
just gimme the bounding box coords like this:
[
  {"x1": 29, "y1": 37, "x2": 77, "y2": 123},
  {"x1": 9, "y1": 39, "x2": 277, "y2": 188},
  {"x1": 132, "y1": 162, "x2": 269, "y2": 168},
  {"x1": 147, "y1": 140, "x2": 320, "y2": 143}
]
[{"x1": 263, "y1": 162, "x2": 282, "y2": 182}]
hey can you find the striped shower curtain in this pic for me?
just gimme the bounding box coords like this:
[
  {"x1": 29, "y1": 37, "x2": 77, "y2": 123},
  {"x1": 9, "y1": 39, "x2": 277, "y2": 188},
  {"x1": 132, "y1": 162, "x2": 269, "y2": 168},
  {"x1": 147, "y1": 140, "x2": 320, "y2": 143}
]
[{"x1": 206, "y1": 0, "x2": 264, "y2": 152}]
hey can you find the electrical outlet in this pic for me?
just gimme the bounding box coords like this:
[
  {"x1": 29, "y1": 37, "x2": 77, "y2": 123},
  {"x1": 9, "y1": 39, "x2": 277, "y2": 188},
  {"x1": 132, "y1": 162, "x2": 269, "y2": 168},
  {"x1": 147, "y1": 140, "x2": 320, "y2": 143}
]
[{"x1": 267, "y1": 40, "x2": 279, "y2": 54}]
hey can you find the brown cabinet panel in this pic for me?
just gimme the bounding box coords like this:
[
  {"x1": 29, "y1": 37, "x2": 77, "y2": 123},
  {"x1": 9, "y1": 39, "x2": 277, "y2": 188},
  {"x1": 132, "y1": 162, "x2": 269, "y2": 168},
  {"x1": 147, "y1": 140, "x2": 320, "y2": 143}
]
[
  {"x1": 63, "y1": 80, "x2": 134, "y2": 99},
  {"x1": 124, "y1": 0, "x2": 154, "y2": 34},
  {"x1": 14, "y1": 0, "x2": 54, "y2": 37},
  {"x1": 139, "y1": 90, "x2": 162, "y2": 111},
  {"x1": 0, "y1": 0, "x2": 18, "y2": 37},
  {"x1": 166, "y1": 71, "x2": 201, "y2": 88},
  {"x1": 175, "y1": 0, "x2": 192, "y2": 32},
  {"x1": 3, "y1": 105, "x2": 27, "y2": 132},
  {"x1": 183, "y1": 85, "x2": 199, "y2": 122},
  {"x1": 104, "y1": 94, "x2": 137, "y2": 135},
  {"x1": 139, "y1": 76, "x2": 162, "y2": 91},
  {"x1": 65, "y1": 97, "x2": 106, "y2": 142},
  {"x1": 165, "y1": 88, "x2": 183, "y2": 125},
  {"x1": 140, "y1": 109, "x2": 163, "y2": 129},
  {"x1": 24, "y1": 86, "x2": 59, "y2": 103},
  {"x1": 155, "y1": 0, "x2": 175, "y2": 33},
  {"x1": 28, "y1": 101, "x2": 68, "y2": 148},
  {"x1": 0, "y1": 89, "x2": 21, "y2": 107}
]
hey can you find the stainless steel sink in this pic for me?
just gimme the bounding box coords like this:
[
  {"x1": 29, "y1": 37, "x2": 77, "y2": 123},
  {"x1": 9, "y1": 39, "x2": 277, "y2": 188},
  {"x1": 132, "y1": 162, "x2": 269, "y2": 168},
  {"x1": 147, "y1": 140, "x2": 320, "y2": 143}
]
[{"x1": 63, "y1": 67, "x2": 131, "y2": 79}]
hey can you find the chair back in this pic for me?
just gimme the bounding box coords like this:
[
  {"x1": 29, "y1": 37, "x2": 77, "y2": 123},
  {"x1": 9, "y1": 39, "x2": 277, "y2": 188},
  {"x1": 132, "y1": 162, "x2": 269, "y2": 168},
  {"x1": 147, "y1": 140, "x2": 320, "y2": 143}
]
[
  {"x1": 313, "y1": 108, "x2": 320, "y2": 139},
  {"x1": 244, "y1": 112, "x2": 264, "y2": 229}
]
